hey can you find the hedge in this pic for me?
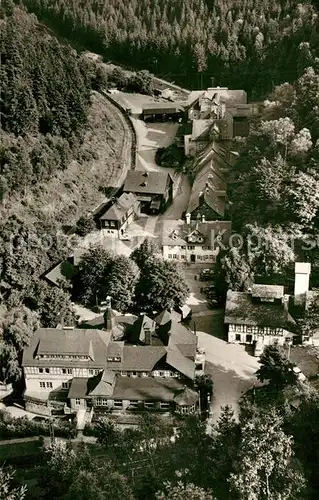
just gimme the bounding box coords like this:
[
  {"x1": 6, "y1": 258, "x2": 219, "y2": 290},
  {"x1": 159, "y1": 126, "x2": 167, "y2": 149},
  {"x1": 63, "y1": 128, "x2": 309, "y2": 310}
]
[{"x1": 0, "y1": 410, "x2": 77, "y2": 440}]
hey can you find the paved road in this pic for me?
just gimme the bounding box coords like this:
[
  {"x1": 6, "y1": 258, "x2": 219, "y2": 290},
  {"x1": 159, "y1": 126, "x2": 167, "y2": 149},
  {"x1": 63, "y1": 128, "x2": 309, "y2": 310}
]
[{"x1": 197, "y1": 332, "x2": 260, "y2": 423}]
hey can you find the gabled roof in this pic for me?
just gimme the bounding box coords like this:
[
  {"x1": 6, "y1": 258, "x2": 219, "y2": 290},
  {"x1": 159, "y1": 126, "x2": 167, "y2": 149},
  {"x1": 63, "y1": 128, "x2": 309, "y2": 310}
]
[
  {"x1": 123, "y1": 171, "x2": 172, "y2": 195},
  {"x1": 174, "y1": 386, "x2": 199, "y2": 406},
  {"x1": 87, "y1": 369, "x2": 116, "y2": 397},
  {"x1": 108, "y1": 346, "x2": 167, "y2": 371},
  {"x1": 187, "y1": 142, "x2": 227, "y2": 217},
  {"x1": 154, "y1": 310, "x2": 172, "y2": 326},
  {"x1": 166, "y1": 346, "x2": 195, "y2": 380},
  {"x1": 22, "y1": 328, "x2": 112, "y2": 368},
  {"x1": 44, "y1": 259, "x2": 76, "y2": 286},
  {"x1": 99, "y1": 193, "x2": 138, "y2": 221},
  {"x1": 162, "y1": 220, "x2": 232, "y2": 249},
  {"x1": 128, "y1": 314, "x2": 157, "y2": 344}
]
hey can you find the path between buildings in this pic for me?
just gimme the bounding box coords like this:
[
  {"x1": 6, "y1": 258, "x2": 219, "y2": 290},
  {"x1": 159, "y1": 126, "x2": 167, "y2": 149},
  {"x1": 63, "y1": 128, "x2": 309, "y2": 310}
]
[{"x1": 197, "y1": 332, "x2": 260, "y2": 424}]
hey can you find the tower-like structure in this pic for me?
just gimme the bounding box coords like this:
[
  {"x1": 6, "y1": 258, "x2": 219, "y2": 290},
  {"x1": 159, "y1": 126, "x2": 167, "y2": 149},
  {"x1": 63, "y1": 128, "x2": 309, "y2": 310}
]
[
  {"x1": 103, "y1": 296, "x2": 116, "y2": 332},
  {"x1": 294, "y1": 262, "x2": 311, "y2": 307}
]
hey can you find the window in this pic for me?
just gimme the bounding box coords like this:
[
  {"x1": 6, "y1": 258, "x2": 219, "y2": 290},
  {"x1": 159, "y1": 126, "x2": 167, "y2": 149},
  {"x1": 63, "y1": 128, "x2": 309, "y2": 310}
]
[
  {"x1": 39, "y1": 368, "x2": 43, "y2": 373},
  {"x1": 159, "y1": 371, "x2": 165, "y2": 377},
  {"x1": 142, "y1": 372, "x2": 149, "y2": 377},
  {"x1": 181, "y1": 255, "x2": 186, "y2": 259},
  {"x1": 46, "y1": 382, "x2": 53, "y2": 388},
  {"x1": 89, "y1": 369, "x2": 94, "y2": 375},
  {"x1": 39, "y1": 382, "x2": 45, "y2": 388},
  {"x1": 129, "y1": 401, "x2": 139, "y2": 409},
  {"x1": 173, "y1": 254, "x2": 178, "y2": 259},
  {"x1": 62, "y1": 369, "x2": 66, "y2": 374},
  {"x1": 110, "y1": 221, "x2": 116, "y2": 227},
  {"x1": 96, "y1": 398, "x2": 108, "y2": 406},
  {"x1": 246, "y1": 334, "x2": 252, "y2": 343},
  {"x1": 168, "y1": 254, "x2": 172, "y2": 259},
  {"x1": 187, "y1": 246, "x2": 195, "y2": 250},
  {"x1": 67, "y1": 369, "x2": 72, "y2": 374},
  {"x1": 131, "y1": 371, "x2": 137, "y2": 377},
  {"x1": 45, "y1": 368, "x2": 50, "y2": 374},
  {"x1": 235, "y1": 334, "x2": 241, "y2": 341},
  {"x1": 121, "y1": 371, "x2": 128, "y2": 376},
  {"x1": 197, "y1": 255, "x2": 202, "y2": 260},
  {"x1": 75, "y1": 398, "x2": 81, "y2": 406},
  {"x1": 62, "y1": 382, "x2": 69, "y2": 389},
  {"x1": 181, "y1": 246, "x2": 186, "y2": 249},
  {"x1": 113, "y1": 400, "x2": 122, "y2": 409},
  {"x1": 144, "y1": 402, "x2": 154, "y2": 408},
  {"x1": 160, "y1": 402, "x2": 170, "y2": 409}
]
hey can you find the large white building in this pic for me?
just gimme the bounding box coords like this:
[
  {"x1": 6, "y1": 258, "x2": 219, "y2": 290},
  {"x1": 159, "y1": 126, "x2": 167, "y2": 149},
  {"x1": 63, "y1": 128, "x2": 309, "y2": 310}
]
[
  {"x1": 22, "y1": 301, "x2": 203, "y2": 418},
  {"x1": 161, "y1": 217, "x2": 232, "y2": 264}
]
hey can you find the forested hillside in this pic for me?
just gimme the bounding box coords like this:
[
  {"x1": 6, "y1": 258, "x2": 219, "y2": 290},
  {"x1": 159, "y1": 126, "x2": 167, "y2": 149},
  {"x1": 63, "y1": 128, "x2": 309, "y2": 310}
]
[
  {"x1": 217, "y1": 62, "x2": 319, "y2": 292},
  {"x1": 0, "y1": 4, "x2": 130, "y2": 384},
  {"x1": 21, "y1": 0, "x2": 318, "y2": 96}
]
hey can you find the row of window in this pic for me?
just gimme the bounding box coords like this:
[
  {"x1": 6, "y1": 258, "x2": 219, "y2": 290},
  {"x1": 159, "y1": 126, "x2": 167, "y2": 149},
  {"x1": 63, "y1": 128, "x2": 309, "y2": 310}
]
[
  {"x1": 167, "y1": 245, "x2": 212, "y2": 250},
  {"x1": 39, "y1": 381, "x2": 70, "y2": 389},
  {"x1": 121, "y1": 370, "x2": 178, "y2": 378},
  {"x1": 38, "y1": 355, "x2": 90, "y2": 360},
  {"x1": 230, "y1": 324, "x2": 283, "y2": 335},
  {"x1": 167, "y1": 254, "x2": 214, "y2": 261},
  {"x1": 91, "y1": 398, "x2": 171, "y2": 409},
  {"x1": 235, "y1": 334, "x2": 292, "y2": 343},
  {"x1": 35, "y1": 367, "x2": 100, "y2": 375}
]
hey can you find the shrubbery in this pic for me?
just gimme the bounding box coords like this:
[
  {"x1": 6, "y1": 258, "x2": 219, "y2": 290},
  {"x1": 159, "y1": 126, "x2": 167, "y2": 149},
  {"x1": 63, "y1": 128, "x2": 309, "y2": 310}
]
[{"x1": 0, "y1": 410, "x2": 77, "y2": 440}]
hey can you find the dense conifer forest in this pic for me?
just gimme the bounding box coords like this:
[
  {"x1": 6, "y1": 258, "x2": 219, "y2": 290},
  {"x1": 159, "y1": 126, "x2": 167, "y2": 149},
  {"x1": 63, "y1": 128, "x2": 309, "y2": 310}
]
[{"x1": 21, "y1": 0, "x2": 319, "y2": 96}]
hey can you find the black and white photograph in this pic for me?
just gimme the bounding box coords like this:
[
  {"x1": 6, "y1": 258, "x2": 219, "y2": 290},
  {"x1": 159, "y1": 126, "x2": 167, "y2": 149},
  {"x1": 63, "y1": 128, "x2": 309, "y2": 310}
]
[{"x1": 0, "y1": 0, "x2": 319, "y2": 498}]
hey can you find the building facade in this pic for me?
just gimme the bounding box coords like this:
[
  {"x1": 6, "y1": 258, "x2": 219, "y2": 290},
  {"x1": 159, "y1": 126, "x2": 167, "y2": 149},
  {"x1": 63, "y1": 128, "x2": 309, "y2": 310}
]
[
  {"x1": 162, "y1": 218, "x2": 232, "y2": 264},
  {"x1": 22, "y1": 302, "x2": 202, "y2": 418},
  {"x1": 99, "y1": 192, "x2": 140, "y2": 238},
  {"x1": 123, "y1": 170, "x2": 173, "y2": 214},
  {"x1": 225, "y1": 285, "x2": 296, "y2": 356}
]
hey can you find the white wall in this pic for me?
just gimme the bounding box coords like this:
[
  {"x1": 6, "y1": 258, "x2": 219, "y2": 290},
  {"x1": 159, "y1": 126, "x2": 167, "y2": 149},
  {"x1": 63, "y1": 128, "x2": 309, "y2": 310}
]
[{"x1": 163, "y1": 244, "x2": 218, "y2": 263}]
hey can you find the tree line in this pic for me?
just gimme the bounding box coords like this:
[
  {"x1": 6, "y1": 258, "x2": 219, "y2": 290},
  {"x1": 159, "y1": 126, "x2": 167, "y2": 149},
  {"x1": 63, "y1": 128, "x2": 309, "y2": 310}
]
[
  {"x1": 0, "y1": 3, "x2": 93, "y2": 198},
  {"x1": 6, "y1": 343, "x2": 319, "y2": 499},
  {"x1": 215, "y1": 62, "x2": 319, "y2": 296},
  {"x1": 20, "y1": 0, "x2": 318, "y2": 97}
]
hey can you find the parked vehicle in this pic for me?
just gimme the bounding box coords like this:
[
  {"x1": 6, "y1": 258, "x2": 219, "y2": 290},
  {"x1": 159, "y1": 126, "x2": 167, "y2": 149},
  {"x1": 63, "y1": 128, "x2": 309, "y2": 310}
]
[{"x1": 199, "y1": 269, "x2": 214, "y2": 281}]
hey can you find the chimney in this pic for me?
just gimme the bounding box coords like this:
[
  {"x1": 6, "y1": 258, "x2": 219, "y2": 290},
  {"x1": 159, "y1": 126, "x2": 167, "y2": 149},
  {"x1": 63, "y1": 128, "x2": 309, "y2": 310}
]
[
  {"x1": 103, "y1": 296, "x2": 115, "y2": 331},
  {"x1": 294, "y1": 262, "x2": 311, "y2": 307},
  {"x1": 185, "y1": 212, "x2": 191, "y2": 224},
  {"x1": 144, "y1": 328, "x2": 152, "y2": 346},
  {"x1": 282, "y1": 294, "x2": 289, "y2": 311},
  {"x1": 201, "y1": 214, "x2": 205, "y2": 223}
]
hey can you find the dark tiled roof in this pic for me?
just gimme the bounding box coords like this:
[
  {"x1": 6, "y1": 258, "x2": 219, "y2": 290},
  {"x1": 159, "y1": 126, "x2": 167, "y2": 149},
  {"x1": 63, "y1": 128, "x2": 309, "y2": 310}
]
[
  {"x1": 128, "y1": 314, "x2": 157, "y2": 344},
  {"x1": 87, "y1": 369, "x2": 116, "y2": 397},
  {"x1": 251, "y1": 284, "x2": 284, "y2": 300},
  {"x1": 22, "y1": 328, "x2": 112, "y2": 368},
  {"x1": 154, "y1": 310, "x2": 172, "y2": 326},
  {"x1": 44, "y1": 259, "x2": 75, "y2": 287},
  {"x1": 166, "y1": 346, "x2": 195, "y2": 380},
  {"x1": 110, "y1": 346, "x2": 167, "y2": 371},
  {"x1": 224, "y1": 290, "x2": 296, "y2": 330},
  {"x1": 187, "y1": 142, "x2": 229, "y2": 217},
  {"x1": 174, "y1": 387, "x2": 199, "y2": 406},
  {"x1": 99, "y1": 193, "x2": 138, "y2": 221},
  {"x1": 112, "y1": 376, "x2": 185, "y2": 401},
  {"x1": 67, "y1": 375, "x2": 188, "y2": 402},
  {"x1": 123, "y1": 171, "x2": 172, "y2": 195}
]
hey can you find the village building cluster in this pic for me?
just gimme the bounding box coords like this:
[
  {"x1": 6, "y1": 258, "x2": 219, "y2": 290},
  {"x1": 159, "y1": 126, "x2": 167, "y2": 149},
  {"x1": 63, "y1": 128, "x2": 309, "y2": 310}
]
[{"x1": 23, "y1": 85, "x2": 318, "y2": 422}]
